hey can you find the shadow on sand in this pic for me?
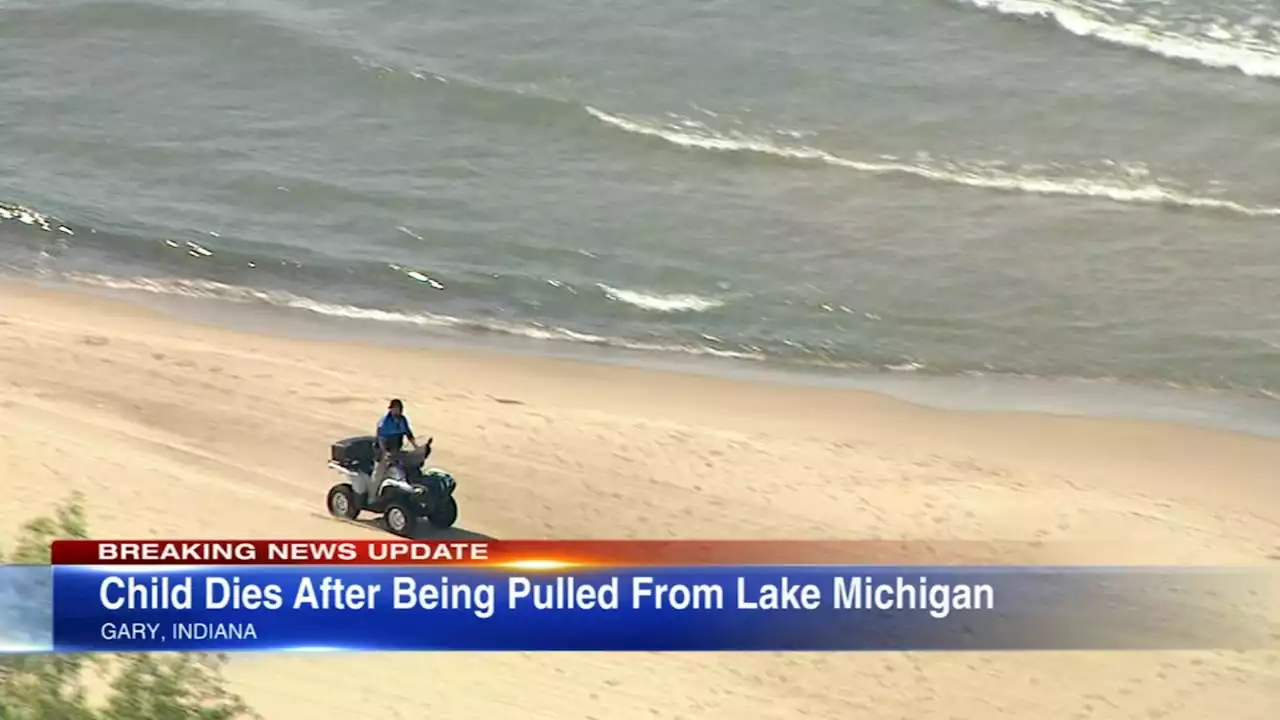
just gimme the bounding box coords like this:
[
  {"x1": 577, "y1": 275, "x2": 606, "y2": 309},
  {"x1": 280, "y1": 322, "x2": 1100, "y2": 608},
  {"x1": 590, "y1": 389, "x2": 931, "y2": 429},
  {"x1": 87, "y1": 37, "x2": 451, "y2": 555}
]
[{"x1": 351, "y1": 517, "x2": 494, "y2": 542}]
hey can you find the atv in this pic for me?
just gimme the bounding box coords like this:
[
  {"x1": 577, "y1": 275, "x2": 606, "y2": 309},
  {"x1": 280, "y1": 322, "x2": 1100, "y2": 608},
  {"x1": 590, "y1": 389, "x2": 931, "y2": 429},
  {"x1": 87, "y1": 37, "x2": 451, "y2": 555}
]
[{"x1": 326, "y1": 435, "x2": 459, "y2": 537}]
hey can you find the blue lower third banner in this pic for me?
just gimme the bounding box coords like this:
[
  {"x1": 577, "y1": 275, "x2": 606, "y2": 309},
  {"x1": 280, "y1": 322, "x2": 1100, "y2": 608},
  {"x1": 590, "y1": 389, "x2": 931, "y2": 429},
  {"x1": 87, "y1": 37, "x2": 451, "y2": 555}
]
[{"x1": 47, "y1": 566, "x2": 1277, "y2": 652}]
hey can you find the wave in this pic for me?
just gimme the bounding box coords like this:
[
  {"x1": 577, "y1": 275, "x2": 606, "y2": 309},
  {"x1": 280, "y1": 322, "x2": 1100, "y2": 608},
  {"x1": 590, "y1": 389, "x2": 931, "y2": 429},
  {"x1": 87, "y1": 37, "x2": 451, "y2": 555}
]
[
  {"x1": 585, "y1": 107, "x2": 1280, "y2": 218},
  {"x1": 0, "y1": 203, "x2": 72, "y2": 234},
  {"x1": 596, "y1": 284, "x2": 724, "y2": 313},
  {"x1": 59, "y1": 272, "x2": 760, "y2": 361},
  {"x1": 15, "y1": 268, "x2": 1275, "y2": 400},
  {"x1": 955, "y1": 0, "x2": 1280, "y2": 79}
]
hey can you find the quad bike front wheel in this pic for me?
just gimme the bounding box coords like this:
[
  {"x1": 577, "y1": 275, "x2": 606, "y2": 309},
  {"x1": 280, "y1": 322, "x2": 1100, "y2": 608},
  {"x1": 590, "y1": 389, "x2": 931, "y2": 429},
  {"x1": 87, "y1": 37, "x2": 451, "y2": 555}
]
[
  {"x1": 384, "y1": 503, "x2": 417, "y2": 538},
  {"x1": 326, "y1": 484, "x2": 360, "y2": 520},
  {"x1": 427, "y1": 496, "x2": 459, "y2": 529}
]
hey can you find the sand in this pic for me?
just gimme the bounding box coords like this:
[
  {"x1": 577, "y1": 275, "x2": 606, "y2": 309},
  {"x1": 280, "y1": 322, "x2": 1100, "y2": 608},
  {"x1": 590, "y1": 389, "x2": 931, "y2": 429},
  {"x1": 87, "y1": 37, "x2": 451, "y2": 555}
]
[{"x1": 1, "y1": 280, "x2": 1276, "y2": 719}]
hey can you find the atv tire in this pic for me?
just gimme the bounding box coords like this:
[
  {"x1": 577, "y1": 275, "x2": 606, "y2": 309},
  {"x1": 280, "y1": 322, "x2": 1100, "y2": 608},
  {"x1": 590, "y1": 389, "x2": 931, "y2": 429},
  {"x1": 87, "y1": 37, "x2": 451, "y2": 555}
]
[
  {"x1": 427, "y1": 496, "x2": 459, "y2": 529},
  {"x1": 384, "y1": 502, "x2": 417, "y2": 538},
  {"x1": 326, "y1": 484, "x2": 360, "y2": 520}
]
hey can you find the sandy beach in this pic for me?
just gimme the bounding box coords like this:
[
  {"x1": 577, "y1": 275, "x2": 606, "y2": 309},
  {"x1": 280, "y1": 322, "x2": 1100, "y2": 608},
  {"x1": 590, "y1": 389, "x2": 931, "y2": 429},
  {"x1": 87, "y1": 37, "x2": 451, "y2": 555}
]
[{"x1": 1, "y1": 279, "x2": 1276, "y2": 719}]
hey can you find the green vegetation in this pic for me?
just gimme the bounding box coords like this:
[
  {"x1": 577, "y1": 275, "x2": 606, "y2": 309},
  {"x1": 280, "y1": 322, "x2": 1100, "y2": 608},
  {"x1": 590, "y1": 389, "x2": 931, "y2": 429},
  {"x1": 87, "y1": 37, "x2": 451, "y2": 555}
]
[{"x1": 0, "y1": 493, "x2": 258, "y2": 720}]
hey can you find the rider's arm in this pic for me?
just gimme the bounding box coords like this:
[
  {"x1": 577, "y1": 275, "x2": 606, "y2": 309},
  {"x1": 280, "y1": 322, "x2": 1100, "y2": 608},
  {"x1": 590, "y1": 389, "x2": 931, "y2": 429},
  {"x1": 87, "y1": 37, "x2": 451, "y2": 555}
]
[{"x1": 404, "y1": 418, "x2": 417, "y2": 447}]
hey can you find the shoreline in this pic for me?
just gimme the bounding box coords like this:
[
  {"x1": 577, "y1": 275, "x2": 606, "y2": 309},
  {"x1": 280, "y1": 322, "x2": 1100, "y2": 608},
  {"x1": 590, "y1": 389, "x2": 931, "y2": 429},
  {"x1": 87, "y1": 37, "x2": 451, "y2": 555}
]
[
  {"x1": 16, "y1": 273, "x2": 1280, "y2": 440},
  {"x1": 4, "y1": 276, "x2": 1278, "y2": 527}
]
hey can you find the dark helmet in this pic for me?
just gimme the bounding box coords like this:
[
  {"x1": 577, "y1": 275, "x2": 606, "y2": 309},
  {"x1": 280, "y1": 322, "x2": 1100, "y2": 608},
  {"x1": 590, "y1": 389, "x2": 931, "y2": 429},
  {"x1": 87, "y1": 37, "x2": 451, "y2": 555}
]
[{"x1": 388, "y1": 398, "x2": 404, "y2": 410}]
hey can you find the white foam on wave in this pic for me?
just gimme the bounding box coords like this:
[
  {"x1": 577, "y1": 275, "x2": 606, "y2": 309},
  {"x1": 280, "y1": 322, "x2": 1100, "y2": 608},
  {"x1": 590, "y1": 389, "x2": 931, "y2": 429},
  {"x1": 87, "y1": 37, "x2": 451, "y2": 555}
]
[
  {"x1": 61, "y1": 272, "x2": 761, "y2": 361},
  {"x1": 956, "y1": 0, "x2": 1280, "y2": 78},
  {"x1": 596, "y1": 284, "x2": 724, "y2": 313},
  {"x1": 37, "y1": 272, "x2": 1280, "y2": 398},
  {"x1": 0, "y1": 202, "x2": 75, "y2": 235},
  {"x1": 585, "y1": 107, "x2": 1280, "y2": 218}
]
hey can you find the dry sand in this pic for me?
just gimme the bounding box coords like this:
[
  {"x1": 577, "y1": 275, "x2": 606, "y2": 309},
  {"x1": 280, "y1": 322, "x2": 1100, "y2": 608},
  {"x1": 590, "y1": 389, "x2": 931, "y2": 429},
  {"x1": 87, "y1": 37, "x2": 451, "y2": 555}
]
[{"x1": 1, "y1": 280, "x2": 1277, "y2": 719}]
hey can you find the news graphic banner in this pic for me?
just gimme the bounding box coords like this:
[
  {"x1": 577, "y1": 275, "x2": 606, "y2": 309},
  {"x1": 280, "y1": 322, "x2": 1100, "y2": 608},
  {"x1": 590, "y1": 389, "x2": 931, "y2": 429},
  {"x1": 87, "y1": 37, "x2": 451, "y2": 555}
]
[{"x1": 14, "y1": 540, "x2": 1280, "y2": 652}]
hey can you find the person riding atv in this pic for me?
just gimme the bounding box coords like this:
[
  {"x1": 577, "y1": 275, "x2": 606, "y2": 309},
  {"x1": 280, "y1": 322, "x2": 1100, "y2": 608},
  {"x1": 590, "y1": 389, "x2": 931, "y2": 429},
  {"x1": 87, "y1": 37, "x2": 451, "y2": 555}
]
[
  {"x1": 372, "y1": 398, "x2": 416, "y2": 506},
  {"x1": 327, "y1": 431, "x2": 459, "y2": 536}
]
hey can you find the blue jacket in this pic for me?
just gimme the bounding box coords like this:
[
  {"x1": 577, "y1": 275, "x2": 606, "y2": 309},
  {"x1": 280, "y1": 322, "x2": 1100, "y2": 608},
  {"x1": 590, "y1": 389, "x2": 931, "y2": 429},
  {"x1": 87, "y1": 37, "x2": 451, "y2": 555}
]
[{"x1": 376, "y1": 412, "x2": 414, "y2": 450}]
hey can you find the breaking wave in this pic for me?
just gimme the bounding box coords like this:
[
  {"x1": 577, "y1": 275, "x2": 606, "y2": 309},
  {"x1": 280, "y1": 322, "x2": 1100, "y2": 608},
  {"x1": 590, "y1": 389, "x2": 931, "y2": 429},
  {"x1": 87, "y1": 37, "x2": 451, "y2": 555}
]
[
  {"x1": 597, "y1": 284, "x2": 724, "y2": 313},
  {"x1": 58, "y1": 272, "x2": 759, "y2": 361},
  {"x1": 585, "y1": 107, "x2": 1280, "y2": 218},
  {"x1": 955, "y1": 0, "x2": 1280, "y2": 79},
  {"x1": 0, "y1": 203, "x2": 73, "y2": 234}
]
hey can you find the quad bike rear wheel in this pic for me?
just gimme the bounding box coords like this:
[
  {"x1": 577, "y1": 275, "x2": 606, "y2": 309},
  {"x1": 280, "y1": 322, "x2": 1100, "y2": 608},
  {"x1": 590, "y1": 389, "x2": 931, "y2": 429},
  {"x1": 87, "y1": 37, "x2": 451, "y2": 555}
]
[{"x1": 326, "y1": 484, "x2": 360, "y2": 520}]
